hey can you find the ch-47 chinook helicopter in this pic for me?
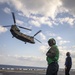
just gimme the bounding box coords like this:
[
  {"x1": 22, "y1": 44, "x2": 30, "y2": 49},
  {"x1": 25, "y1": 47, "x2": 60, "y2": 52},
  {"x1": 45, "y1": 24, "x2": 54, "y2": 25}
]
[{"x1": 3, "y1": 12, "x2": 42, "y2": 44}]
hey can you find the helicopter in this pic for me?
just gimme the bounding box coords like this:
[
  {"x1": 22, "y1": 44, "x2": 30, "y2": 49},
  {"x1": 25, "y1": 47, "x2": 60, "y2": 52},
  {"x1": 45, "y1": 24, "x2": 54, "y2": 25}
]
[{"x1": 3, "y1": 12, "x2": 42, "y2": 44}]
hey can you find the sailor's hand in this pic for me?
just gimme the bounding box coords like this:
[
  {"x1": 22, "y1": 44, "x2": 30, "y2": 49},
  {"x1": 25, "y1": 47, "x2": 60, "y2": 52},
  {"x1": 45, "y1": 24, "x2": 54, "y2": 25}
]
[
  {"x1": 65, "y1": 67, "x2": 67, "y2": 69},
  {"x1": 46, "y1": 53, "x2": 50, "y2": 56}
]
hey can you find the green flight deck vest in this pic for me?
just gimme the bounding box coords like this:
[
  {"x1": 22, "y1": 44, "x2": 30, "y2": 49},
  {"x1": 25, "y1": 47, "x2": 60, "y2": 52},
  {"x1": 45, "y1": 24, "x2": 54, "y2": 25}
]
[{"x1": 46, "y1": 45, "x2": 59, "y2": 65}]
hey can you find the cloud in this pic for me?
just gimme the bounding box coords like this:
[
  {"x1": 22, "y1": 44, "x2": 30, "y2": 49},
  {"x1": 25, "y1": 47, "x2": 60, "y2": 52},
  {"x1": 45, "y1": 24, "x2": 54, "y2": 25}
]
[
  {"x1": 44, "y1": 32, "x2": 71, "y2": 46},
  {"x1": 0, "y1": 0, "x2": 62, "y2": 19},
  {"x1": 1, "y1": 0, "x2": 75, "y2": 27},
  {"x1": 39, "y1": 33, "x2": 46, "y2": 41},
  {"x1": 29, "y1": 20, "x2": 41, "y2": 27},
  {"x1": 0, "y1": 54, "x2": 46, "y2": 67},
  {"x1": 56, "y1": 36, "x2": 62, "y2": 40},
  {"x1": 0, "y1": 25, "x2": 7, "y2": 34},
  {"x1": 29, "y1": 16, "x2": 53, "y2": 27},
  {"x1": 39, "y1": 45, "x2": 48, "y2": 53},
  {"x1": 45, "y1": 31, "x2": 56, "y2": 37},
  {"x1": 3, "y1": 7, "x2": 11, "y2": 14},
  {"x1": 56, "y1": 36, "x2": 70, "y2": 45},
  {"x1": 0, "y1": 0, "x2": 8, "y2": 4},
  {"x1": 58, "y1": 17, "x2": 75, "y2": 26},
  {"x1": 61, "y1": 0, "x2": 75, "y2": 16},
  {"x1": 1, "y1": 0, "x2": 75, "y2": 19},
  {"x1": 18, "y1": 0, "x2": 62, "y2": 18},
  {"x1": 59, "y1": 40, "x2": 70, "y2": 45},
  {"x1": 16, "y1": 19, "x2": 24, "y2": 25}
]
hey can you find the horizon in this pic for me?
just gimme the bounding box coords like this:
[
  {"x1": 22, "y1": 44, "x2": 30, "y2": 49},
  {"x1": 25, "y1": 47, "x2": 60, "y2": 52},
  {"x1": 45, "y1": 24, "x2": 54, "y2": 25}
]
[{"x1": 0, "y1": 64, "x2": 75, "y2": 70}]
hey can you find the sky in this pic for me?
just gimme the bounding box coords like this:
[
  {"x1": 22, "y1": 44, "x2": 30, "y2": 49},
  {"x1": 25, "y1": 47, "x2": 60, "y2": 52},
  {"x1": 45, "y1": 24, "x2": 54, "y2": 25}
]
[{"x1": 0, "y1": 0, "x2": 75, "y2": 69}]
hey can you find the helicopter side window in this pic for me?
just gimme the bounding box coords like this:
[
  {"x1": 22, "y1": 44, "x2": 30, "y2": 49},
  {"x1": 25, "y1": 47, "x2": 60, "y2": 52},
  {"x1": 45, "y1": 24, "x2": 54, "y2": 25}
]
[
  {"x1": 15, "y1": 27, "x2": 20, "y2": 32},
  {"x1": 16, "y1": 29, "x2": 20, "y2": 32}
]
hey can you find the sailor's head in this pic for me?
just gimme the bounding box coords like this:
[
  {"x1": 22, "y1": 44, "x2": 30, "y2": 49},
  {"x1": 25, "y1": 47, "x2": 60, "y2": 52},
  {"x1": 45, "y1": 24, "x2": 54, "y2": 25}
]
[
  {"x1": 66, "y1": 52, "x2": 70, "y2": 56},
  {"x1": 48, "y1": 38, "x2": 56, "y2": 46}
]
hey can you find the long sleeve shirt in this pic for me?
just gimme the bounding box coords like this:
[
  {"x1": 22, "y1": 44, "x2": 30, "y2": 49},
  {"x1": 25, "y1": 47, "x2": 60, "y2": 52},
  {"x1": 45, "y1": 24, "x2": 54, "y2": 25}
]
[
  {"x1": 65, "y1": 56, "x2": 72, "y2": 67},
  {"x1": 46, "y1": 45, "x2": 59, "y2": 65}
]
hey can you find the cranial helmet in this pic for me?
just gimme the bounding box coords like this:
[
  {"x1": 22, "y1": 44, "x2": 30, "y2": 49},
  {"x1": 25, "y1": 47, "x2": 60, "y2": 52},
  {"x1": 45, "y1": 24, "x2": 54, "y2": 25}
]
[{"x1": 48, "y1": 38, "x2": 56, "y2": 46}]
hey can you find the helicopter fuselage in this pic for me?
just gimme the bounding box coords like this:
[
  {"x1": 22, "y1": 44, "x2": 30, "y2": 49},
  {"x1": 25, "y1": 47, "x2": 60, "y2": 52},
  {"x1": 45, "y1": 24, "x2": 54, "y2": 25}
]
[
  {"x1": 3, "y1": 12, "x2": 41, "y2": 44},
  {"x1": 10, "y1": 25, "x2": 35, "y2": 44}
]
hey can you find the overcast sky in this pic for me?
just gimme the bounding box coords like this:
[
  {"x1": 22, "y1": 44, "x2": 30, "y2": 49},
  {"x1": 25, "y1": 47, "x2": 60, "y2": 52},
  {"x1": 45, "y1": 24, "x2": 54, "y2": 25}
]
[{"x1": 0, "y1": 0, "x2": 75, "y2": 69}]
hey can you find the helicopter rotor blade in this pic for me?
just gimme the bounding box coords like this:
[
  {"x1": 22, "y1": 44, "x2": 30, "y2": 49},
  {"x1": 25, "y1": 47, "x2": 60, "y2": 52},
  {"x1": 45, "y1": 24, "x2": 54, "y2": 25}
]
[
  {"x1": 3, "y1": 25, "x2": 11, "y2": 27},
  {"x1": 34, "y1": 30, "x2": 41, "y2": 37},
  {"x1": 34, "y1": 38, "x2": 42, "y2": 43},
  {"x1": 12, "y1": 12, "x2": 16, "y2": 25},
  {"x1": 18, "y1": 26, "x2": 32, "y2": 31}
]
